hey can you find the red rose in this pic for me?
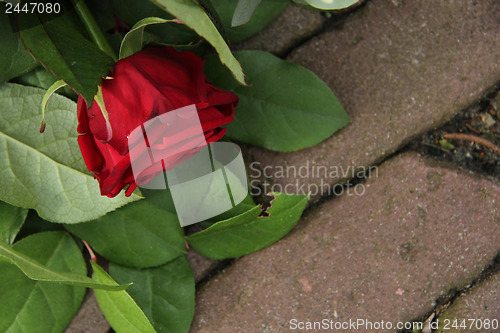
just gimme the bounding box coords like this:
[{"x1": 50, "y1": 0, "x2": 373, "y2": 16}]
[{"x1": 77, "y1": 46, "x2": 238, "y2": 197}]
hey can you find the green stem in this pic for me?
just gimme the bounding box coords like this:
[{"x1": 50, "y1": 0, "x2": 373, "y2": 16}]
[{"x1": 72, "y1": 0, "x2": 118, "y2": 61}]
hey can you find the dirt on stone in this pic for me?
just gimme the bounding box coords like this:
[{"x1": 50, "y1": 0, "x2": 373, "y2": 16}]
[{"x1": 411, "y1": 88, "x2": 500, "y2": 184}]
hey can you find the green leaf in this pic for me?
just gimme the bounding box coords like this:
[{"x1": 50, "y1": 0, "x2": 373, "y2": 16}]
[
  {"x1": 41, "y1": 80, "x2": 67, "y2": 115},
  {"x1": 14, "y1": 210, "x2": 64, "y2": 241},
  {"x1": 40, "y1": 79, "x2": 67, "y2": 132},
  {"x1": 112, "y1": 0, "x2": 198, "y2": 45},
  {"x1": 200, "y1": 194, "x2": 256, "y2": 228},
  {"x1": 86, "y1": 0, "x2": 117, "y2": 32},
  {"x1": 0, "y1": 201, "x2": 28, "y2": 244},
  {"x1": 231, "y1": 0, "x2": 263, "y2": 27},
  {"x1": 18, "y1": 15, "x2": 114, "y2": 104},
  {"x1": 11, "y1": 67, "x2": 79, "y2": 101},
  {"x1": 186, "y1": 192, "x2": 309, "y2": 259},
  {"x1": 119, "y1": 17, "x2": 176, "y2": 59},
  {"x1": 205, "y1": 50, "x2": 350, "y2": 152},
  {"x1": 110, "y1": 256, "x2": 195, "y2": 333},
  {"x1": 0, "y1": 231, "x2": 86, "y2": 333},
  {"x1": 66, "y1": 190, "x2": 186, "y2": 268},
  {"x1": 294, "y1": 0, "x2": 359, "y2": 10},
  {"x1": 0, "y1": 237, "x2": 130, "y2": 291},
  {"x1": 161, "y1": 150, "x2": 249, "y2": 227},
  {"x1": 92, "y1": 262, "x2": 157, "y2": 333},
  {"x1": 0, "y1": 8, "x2": 38, "y2": 84},
  {"x1": 210, "y1": 0, "x2": 288, "y2": 42},
  {"x1": 12, "y1": 66, "x2": 56, "y2": 88},
  {"x1": 0, "y1": 83, "x2": 141, "y2": 223},
  {"x1": 150, "y1": 0, "x2": 246, "y2": 85}
]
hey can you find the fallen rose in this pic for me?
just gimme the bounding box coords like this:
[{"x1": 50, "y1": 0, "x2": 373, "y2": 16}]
[{"x1": 77, "y1": 46, "x2": 238, "y2": 197}]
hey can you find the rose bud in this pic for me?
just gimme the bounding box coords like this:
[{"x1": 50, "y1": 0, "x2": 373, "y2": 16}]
[{"x1": 77, "y1": 46, "x2": 238, "y2": 197}]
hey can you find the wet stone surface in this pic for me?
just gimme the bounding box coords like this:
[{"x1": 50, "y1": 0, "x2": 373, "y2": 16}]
[
  {"x1": 234, "y1": 4, "x2": 325, "y2": 56},
  {"x1": 435, "y1": 272, "x2": 500, "y2": 333},
  {"x1": 65, "y1": 290, "x2": 109, "y2": 333},
  {"x1": 190, "y1": 153, "x2": 500, "y2": 332}
]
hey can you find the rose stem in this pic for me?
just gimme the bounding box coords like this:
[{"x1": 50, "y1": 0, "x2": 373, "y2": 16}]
[
  {"x1": 444, "y1": 133, "x2": 500, "y2": 156},
  {"x1": 82, "y1": 240, "x2": 98, "y2": 263},
  {"x1": 71, "y1": 0, "x2": 118, "y2": 61}
]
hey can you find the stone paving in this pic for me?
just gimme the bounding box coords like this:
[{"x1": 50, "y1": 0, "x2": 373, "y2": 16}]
[
  {"x1": 191, "y1": 153, "x2": 500, "y2": 332},
  {"x1": 190, "y1": 0, "x2": 500, "y2": 332},
  {"x1": 436, "y1": 273, "x2": 499, "y2": 333},
  {"x1": 66, "y1": 290, "x2": 109, "y2": 333},
  {"x1": 66, "y1": 0, "x2": 500, "y2": 331},
  {"x1": 234, "y1": 4, "x2": 325, "y2": 56}
]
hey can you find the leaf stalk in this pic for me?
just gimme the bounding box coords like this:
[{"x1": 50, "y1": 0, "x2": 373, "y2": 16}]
[{"x1": 71, "y1": 0, "x2": 118, "y2": 61}]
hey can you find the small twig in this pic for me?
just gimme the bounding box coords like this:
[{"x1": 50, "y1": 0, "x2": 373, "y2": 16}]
[
  {"x1": 465, "y1": 123, "x2": 481, "y2": 134},
  {"x1": 82, "y1": 240, "x2": 97, "y2": 263},
  {"x1": 444, "y1": 133, "x2": 500, "y2": 156}
]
